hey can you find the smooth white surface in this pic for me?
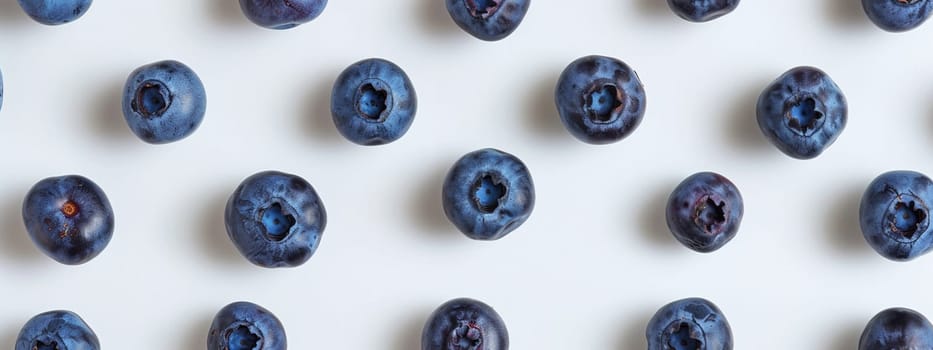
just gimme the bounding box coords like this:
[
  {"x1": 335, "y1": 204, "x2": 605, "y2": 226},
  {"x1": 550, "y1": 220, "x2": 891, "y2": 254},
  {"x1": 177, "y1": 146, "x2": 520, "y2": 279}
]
[{"x1": 0, "y1": 0, "x2": 932, "y2": 348}]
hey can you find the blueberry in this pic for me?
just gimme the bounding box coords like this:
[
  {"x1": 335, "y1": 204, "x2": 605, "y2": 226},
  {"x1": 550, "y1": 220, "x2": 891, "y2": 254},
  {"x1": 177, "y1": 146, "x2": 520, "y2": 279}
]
[
  {"x1": 422, "y1": 298, "x2": 508, "y2": 350},
  {"x1": 860, "y1": 307, "x2": 933, "y2": 350},
  {"x1": 15, "y1": 310, "x2": 100, "y2": 350},
  {"x1": 239, "y1": 0, "x2": 327, "y2": 29},
  {"x1": 666, "y1": 0, "x2": 740, "y2": 22},
  {"x1": 445, "y1": 0, "x2": 530, "y2": 41},
  {"x1": 862, "y1": 0, "x2": 933, "y2": 32},
  {"x1": 331, "y1": 58, "x2": 417, "y2": 146},
  {"x1": 17, "y1": 0, "x2": 92, "y2": 25},
  {"x1": 122, "y1": 60, "x2": 207, "y2": 144},
  {"x1": 208, "y1": 301, "x2": 286, "y2": 350},
  {"x1": 555, "y1": 55, "x2": 647, "y2": 145},
  {"x1": 665, "y1": 172, "x2": 743, "y2": 253},
  {"x1": 647, "y1": 298, "x2": 733, "y2": 350},
  {"x1": 756, "y1": 66, "x2": 847, "y2": 159},
  {"x1": 442, "y1": 148, "x2": 534, "y2": 241},
  {"x1": 859, "y1": 171, "x2": 933, "y2": 261},
  {"x1": 22, "y1": 175, "x2": 114, "y2": 265},
  {"x1": 225, "y1": 171, "x2": 326, "y2": 268}
]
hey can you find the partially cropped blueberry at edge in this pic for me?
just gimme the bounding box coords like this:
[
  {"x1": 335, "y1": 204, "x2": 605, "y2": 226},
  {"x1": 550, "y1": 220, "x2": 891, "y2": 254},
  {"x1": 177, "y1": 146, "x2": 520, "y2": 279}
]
[
  {"x1": 647, "y1": 298, "x2": 733, "y2": 350},
  {"x1": 15, "y1": 310, "x2": 99, "y2": 350},
  {"x1": 862, "y1": 0, "x2": 933, "y2": 32},
  {"x1": 422, "y1": 297, "x2": 509, "y2": 350},
  {"x1": 555, "y1": 55, "x2": 647, "y2": 145},
  {"x1": 225, "y1": 171, "x2": 326, "y2": 268},
  {"x1": 446, "y1": 0, "x2": 530, "y2": 41},
  {"x1": 442, "y1": 148, "x2": 535, "y2": 241},
  {"x1": 239, "y1": 0, "x2": 327, "y2": 29},
  {"x1": 666, "y1": 0, "x2": 740, "y2": 22},
  {"x1": 859, "y1": 170, "x2": 933, "y2": 261},
  {"x1": 17, "y1": 0, "x2": 92, "y2": 25},
  {"x1": 756, "y1": 66, "x2": 847, "y2": 159},
  {"x1": 208, "y1": 301, "x2": 286, "y2": 350},
  {"x1": 122, "y1": 60, "x2": 207, "y2": 144},
  {"x1": 22, "y1": 175, "x2": 114, "y2": 265},
  {"x1": 331, "y1": 58, "x2": 417, "y2": 145},
  {"x1": 666, "y1": 172, "x2": 743, "y2": 253},
  {"x1": 860, "y1": 307, "x2": 933, "y2": 350}
]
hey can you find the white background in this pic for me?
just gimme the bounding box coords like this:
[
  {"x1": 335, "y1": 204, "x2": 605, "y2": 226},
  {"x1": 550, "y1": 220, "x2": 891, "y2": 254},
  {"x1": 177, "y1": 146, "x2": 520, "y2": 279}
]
[{"x1": 0, "y1": 0, "x2": 931, "y2": 348}]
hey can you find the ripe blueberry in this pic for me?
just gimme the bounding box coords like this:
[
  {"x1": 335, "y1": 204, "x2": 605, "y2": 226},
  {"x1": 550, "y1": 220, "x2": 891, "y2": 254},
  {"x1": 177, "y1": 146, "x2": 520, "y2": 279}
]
[
  {"x1": 666, "y1": 172, "x2": 743, "y2": 253},
  {"x1": 22, "y1": 175, "x2": 114, "y2": 265},
  {"x1": 17, "y1": 0, "x2": 92, "y2": 25},
  {"x1": 647, "y1": 298, "x2": 733, "y2": 350},
  {"x1": 860, "y1": 307, "x2": 933, "y2": 350},
  {"x1": 422, "y1": 298, "x2": 508, "y2": 350},
  {"x1": 666, "y1": 0, "x2": 740, "y2": 22},
  {"x1": 442, "y1": 148, "x2": 534, "y2": 241},
  {"x1": 208, "y1": 301, "x2": 286, "y2": 350},
  {"x1": 756, "y1": 66, "x2": 847, "y2": 159},
  {"x1": 859, "y1": 170, "x2": 933, "y2": 261},
  {"x1": 555, "y1": 55, "x2": 647, "y2": 145},
  {"x1": 445, "y1": 0, "x2": 531, "y2": 41},
  {"x1": 239, "y1": 0, "x2": 327, "y2": 29},
  {"x1": 331, "y1": 58, "x2": 417, "y2": 145},
  {"x1": 862, "y1": 0, "x2": 933, "y2": 32},
  {"x1": 225, "y1": 171, "x2": 326, "y2": 268},
  {"x1": 15, "y1": 310, "x2": 100, "y2": 350},
  {"x1": 122, "y1": 60, "x2": 206, "y2": 144}
]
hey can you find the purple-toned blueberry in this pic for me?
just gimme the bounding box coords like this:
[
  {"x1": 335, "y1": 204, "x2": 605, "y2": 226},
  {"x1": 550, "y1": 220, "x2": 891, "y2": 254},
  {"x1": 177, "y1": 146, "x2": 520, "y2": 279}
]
[
  {"x1": 446, "y1": 0, "x2": 530, "y2": 41},
  {"x1": 666, "y1": 0, "x2": 740, "y2": 22},
  {"x1": 665, "y1": 172, "x2": 743, "y2": 253},
  {"x1": 239, "y1": 0, "x2": 327, "y2": 30},
  {"x1": 860, "y1": 307, "x2": 933, "y2": 350},
  {"x1": 422, "y1": 298, "x2": 508, "y2": 350},
  {"x1": 647, "y1": 298, "x2": 733, "y2": 350},
  {"x1": 859, "y1": 170, "x2": 933, "y2": 261}
]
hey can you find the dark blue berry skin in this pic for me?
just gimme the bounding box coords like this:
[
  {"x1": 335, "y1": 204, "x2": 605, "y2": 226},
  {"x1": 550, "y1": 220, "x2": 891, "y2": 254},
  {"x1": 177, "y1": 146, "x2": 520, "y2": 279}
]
[
  {"x1": 122, "y1": 60, "x2": 206, "y2": 144},
  {"x1": 859, "y1": 171, "x2": 933, "y2": 261},
  {"x1": 422, "y1": 298, "x2": 508, "y2": 350},
  {"x1": 647, "y1": 298, "x2": 733, "y2": 350},
  {"x1": 860, "y1": 308, "x2": 933, "y2": 350},
  {"x1": 22, "y1": 175, "x2": 114, "y2": 265},
  {"x1": 208, "y1": 302, "x2": 286, "y2": 350},
  {"x1": 862, "y1": 0, "x2": 933, "y2": 32},
  {"x1": 442, "y1": 148, "x2": 534, "y2": 241},
  {"x1": 666, "y1": 172, "x2": 743, "y2": 253},
  {"x1": 17, "y1": 0, "x2": 92, "y2": 25},
  {"x1": 446, "y1": 0, "x2": 530, "y2": 41},
  {"x1": 756, "y1": 66, "x2": 847, "y2": 160},
  {"x1": 667, "y1": 0, "x2": 740, "y2": 22},
  {"x1": 331, "y1": 58, "x2": 417, "y2": 146},
  {"x1": 225, "y1": 171, "x2": 326, "y2": 268},
  {"x1": 239, "y1": 0, "x2": 327, "y2": 30},
  {"x1": 15, "y1": 310, "x2": 99, "y2": 350},
  {"x1": 555, "y1": 55, "x2": 647, "y2": 145}
]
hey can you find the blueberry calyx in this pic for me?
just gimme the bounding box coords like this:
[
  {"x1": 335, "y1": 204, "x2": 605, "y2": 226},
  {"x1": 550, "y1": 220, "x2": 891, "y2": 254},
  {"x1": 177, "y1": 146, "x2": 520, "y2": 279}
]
[
  {"x1": 465, "y1": 0, "x2": 501, "y2": 19},
  {"x1": 896, "y1": 0, "x2": 921, "y2": 5},
  {"x1": 133, "y1": 80, "x2": 172, "y2": 118},
  {"x1": 225, "y1": 323, "x2": 263, "y2": 350},
  {"x1": 784, "y1": 94, "x2": 825, "y2": 136},
  {"x1": 584, "y1": 81, "x2": 625, "y2": 123},
  {"x1": 447, "y1": 321, "x2": 484, "y2": 349},
  {"x1": 34, "y1": 339, "x2": 60, "y2": 350},
  {"x1": 61, "y1": 200, "x2": 79, "y2": 218},
  {"x1": 665, "y1": 321, "x2": 703, "y2": 350},
  {"x1": 259, "y1": 201, "x2": 296, "y2": 241},
  {"x1": 884, "y1": 190, "x2": 929, "y2": 242},
  {"x1": 355, "y1": 79, "x2": 392, "y2": 122},
  {"x1": 693, "y1": 195, "x2": 726, "y2": 234},
  {"x1": 471, "y1": 172, "x2": 507, "y2": 213}
]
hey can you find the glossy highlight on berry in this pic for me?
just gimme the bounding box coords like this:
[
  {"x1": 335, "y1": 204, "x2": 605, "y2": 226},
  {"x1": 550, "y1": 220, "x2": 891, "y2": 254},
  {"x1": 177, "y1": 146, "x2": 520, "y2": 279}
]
[
  {"x1": 555, "y1": 55, "x2": 647, "y2": 144},
  {"x1": 22, "y1": 175, "x2": 114, "y2": 265},
  {"x1": 421, "y1": 298, "x2": 509, "y2": 350},
  {"x1": 15, "y1": 310, "x2": 99, "y2": 350}
]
